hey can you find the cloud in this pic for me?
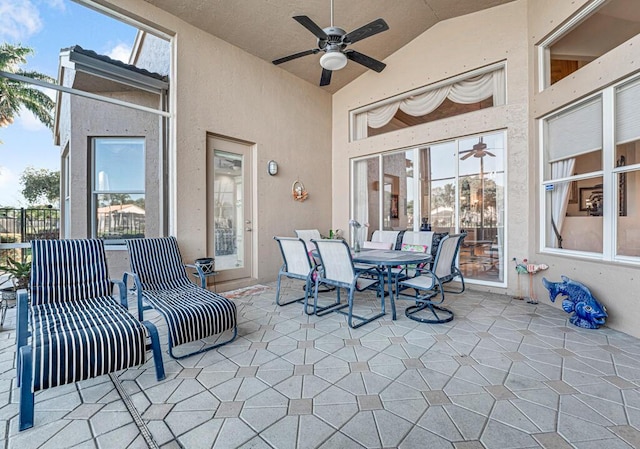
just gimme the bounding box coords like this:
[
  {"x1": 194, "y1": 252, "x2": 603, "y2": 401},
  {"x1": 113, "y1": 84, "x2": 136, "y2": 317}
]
[
  {"x1": 17, "y1": 107, "x2": 48, "y2": 131},
  {"x1": 43, "y1": 0, "x2": 65, "y2": 11},
  {"x1": 0, "y1": 0, "x2": 43, "y2": 41},
  {"x1": 106, "y1": 43, "x2": 132, "y2": 63},
  {"x1": 0, "y1": 166, "x2": 23, "y2": 207}
]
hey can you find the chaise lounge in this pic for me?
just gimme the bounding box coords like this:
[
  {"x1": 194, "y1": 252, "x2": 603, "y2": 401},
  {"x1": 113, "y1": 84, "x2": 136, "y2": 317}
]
[{"x1": 125, "y1": 236, "x2": 238, "y2": 359}]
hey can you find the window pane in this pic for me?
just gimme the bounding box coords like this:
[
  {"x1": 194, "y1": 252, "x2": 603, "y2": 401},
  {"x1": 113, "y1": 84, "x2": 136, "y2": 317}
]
[
  {"x1": 617, "y1": 169, "x2": 639, "y2": 257},
  {"x1": 429, "y1": 179, "x2": 456, "y2": 232},
  {"x1": 546, "y1": 0, "x2": 640, "y2": 87},
  {"x1": 458, "y1": 133, "x2": 505, "y2": 282},
  {"x1": 94, "y1": 138, "x2": 144, "y2": 192},
  {"x1": 547, "y1": 177, "x2": 603, "y2": 252},
  {"x1": 382, "y1": 151, "x2": 412, "y2": 231},
  {"x1": 95, "y1": 193, "x2": 145, "y2": 240}
]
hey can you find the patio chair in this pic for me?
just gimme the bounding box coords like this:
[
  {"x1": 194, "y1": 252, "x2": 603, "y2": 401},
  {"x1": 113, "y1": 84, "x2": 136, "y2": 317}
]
[
  {"x1": 312, "y1": 238, "x2": 382, "y2": 328},
  {"x1": 274, "y1": 236, "x2": 316, "y2": 310},
  {"x1": 294, "y1": 229, "x2": 322, "y2": 251},
  {"x1": 125, "y1": 237, "x2": 237, "y2": 359},
  {"x1": 16, "y1": 239, "x2": 165, "y2": 431},
  {"x1": 396, "y1": 233, "x2": 467, "y2": 323}
]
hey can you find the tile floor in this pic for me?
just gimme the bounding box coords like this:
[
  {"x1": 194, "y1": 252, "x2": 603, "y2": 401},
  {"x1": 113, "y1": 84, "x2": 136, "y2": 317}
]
[{"x1": 3, "y1": 280, "x2": 640, "y2": 448}]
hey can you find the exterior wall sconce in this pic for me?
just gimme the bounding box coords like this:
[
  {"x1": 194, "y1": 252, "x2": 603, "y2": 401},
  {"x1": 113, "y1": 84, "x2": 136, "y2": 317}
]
[{"x1": 267, "y1": 160, "x2": 278, "y2": 176}]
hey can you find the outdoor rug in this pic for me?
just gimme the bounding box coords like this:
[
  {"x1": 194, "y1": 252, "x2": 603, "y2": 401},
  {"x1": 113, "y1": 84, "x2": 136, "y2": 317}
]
[{"x1": 222, "y1": 284, "x2": 270, "y2": 299}]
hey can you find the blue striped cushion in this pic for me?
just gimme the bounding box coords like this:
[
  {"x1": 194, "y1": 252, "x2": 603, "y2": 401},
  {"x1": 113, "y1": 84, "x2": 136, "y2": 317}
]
[
  {"x1": 31, "y1": 296, "x2": 146, "y2": 391},
  {"x1": 28, "y1": 239, "x2": 148, "y2": 391},
  {"x1": 126, "y1": 237, "x2": 192, "y2": 290},
  {"x1": 126, "y1": 237, "x2": 237, "y2": 346},
  {"x1": 31, "y1": 239, "x2": 112, "y2": 306},
  {"x1": 142, "y1": 286, "x2": 237, "y2": 347}
]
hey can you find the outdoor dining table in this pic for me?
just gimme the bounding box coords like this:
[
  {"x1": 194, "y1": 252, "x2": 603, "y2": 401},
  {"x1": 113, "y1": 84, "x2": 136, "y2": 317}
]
[{"x1": 352, "y1": 249, "x2": 432, "y2": 320}]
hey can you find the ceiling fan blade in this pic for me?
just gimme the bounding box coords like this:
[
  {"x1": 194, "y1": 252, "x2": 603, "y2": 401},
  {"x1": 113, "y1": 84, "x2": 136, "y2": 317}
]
[
  {"x1": 346, "y1": 50, "x2": 386, "y2": 72},
  {"x1": 272, "y1": 49, "x2": 318, "y2": 65},
  {"x1": 460, "y1": 152, "x2": 475, "y2": 160},
  {"x1": 320, "y1": 68, "x2": 332, "y2": 86},
  {"x1": 344, "y1": 18, "x2": 389, "y2": 44},
  {"x1": 484, "y1": 151, "x2": 496, "y2": 157},
  {"x1": 293, "y1": 15, "x2": 328, "y2": 40}
]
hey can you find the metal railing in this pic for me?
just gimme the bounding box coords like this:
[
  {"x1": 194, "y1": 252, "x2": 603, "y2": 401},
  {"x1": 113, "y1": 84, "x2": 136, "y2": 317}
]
[{"x1": 0, "y1": 207, "x2": 60, "y2": 265}]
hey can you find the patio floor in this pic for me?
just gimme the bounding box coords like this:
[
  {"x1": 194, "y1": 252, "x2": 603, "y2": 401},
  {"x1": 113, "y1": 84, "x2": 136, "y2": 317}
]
[{"x1": 3, "y1": 279, "x2": 640, "y2": 448}]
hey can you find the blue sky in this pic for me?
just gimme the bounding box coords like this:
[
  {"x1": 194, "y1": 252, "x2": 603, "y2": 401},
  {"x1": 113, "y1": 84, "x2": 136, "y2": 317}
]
[{"x1": 0, "y1": 0, "x2": 138, "y2": 206}]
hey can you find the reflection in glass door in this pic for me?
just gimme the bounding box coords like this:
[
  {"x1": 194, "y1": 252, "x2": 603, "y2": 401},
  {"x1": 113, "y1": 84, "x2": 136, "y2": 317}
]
[{"x1": 207, "y1": 136, "x2": 252, "y2": 282}]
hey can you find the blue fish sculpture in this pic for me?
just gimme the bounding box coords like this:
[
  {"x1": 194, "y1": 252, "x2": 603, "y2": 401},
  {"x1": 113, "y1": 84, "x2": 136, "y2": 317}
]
[{"x1": 542, "y1": 276, "x2": 607, "y2": 329}]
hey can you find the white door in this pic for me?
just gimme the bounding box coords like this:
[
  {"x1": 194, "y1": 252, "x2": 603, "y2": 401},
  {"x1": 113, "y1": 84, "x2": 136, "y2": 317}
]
[{"x1": 207, "y1": 136, "x2": 253, "y2": 282}]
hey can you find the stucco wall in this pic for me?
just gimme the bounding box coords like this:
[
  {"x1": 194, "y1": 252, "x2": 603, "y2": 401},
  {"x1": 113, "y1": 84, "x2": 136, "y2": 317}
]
[
  {"x1": 528, "y1": 0, "x2": 640, "y2": 337},
  {"x1": 101, "y1": 0, "x2": 333, "y2": 291},
  {"x1": 59, "y1": 89, "x2": 162, "y2": 277},
  {"x1": 332, "y1": 1, "x2": 530, "y2": 293}
]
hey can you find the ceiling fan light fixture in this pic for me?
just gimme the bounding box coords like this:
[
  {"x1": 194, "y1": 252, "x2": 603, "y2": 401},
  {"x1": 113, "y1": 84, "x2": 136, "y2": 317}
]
[{"x1": 320, "y1": 51, "x2": 347, "y2": 71}]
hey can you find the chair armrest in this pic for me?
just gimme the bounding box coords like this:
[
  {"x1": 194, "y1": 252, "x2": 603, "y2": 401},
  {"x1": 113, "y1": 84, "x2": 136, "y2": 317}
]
[
  {"x1": 184, "y1": 263, "x2": 205, "y2": 287},
  {"x1": 16, "y1": 289, "x2": 30, "y2": 349},
  {"x1": 110, "y1": 279, "x2": 128, "y2": 309},
  {"x1": 122, "y1": 271, "x2": 145, "y2": 321}
]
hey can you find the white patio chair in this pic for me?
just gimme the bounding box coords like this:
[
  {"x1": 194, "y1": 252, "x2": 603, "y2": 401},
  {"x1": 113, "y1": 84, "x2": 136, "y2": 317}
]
[
  {"x1": 294, "y1": 229, "x2": 322, "y2": 251},
  {"x1": 312, "y1": 238, "x2": 383, "y2": 328},
  {"x1": 274, "y1": 236, "x2": 316, "y2": 311},
  {"x1": 396, "y1": 233, "x2": 467, "y2": 323}
]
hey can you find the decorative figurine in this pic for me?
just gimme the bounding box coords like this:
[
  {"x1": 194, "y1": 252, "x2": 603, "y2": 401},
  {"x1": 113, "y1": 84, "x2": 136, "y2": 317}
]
[
  {"x1": 542, "y1": 276, "x2": 608, "y2": 329},
  {"x1": 512, "y1": 258, "x2": 528, "y2": 299},
  {"x1": 525, "y1": 262, "x2": 548, "y2": 304}
]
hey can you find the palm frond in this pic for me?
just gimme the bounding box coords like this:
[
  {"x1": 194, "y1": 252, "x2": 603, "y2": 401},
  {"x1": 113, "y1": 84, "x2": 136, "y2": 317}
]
[{"x1": 0, "y1": 43, "x2": 55, "y2": 131}]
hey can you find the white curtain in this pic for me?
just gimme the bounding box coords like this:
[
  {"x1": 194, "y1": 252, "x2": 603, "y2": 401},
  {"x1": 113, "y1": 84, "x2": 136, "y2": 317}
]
[
  {"x1": 362, "y1": 68, "x2": 505, "y2": 133},
  {"x1": 551, "y1": 158, "x2": 575, "y2": 247},
  {"x1": 354, "y1": 160, "x2": 369, "y2": 245}
]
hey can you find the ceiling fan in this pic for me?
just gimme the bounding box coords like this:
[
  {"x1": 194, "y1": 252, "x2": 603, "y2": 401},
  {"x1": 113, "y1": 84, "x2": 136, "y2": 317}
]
[
  {"x1": 460, "y1": 137, "x2": 496, "y2": 160},
  {"x1": 272, "y1": 0, "x2": 389, "y2": 87}
]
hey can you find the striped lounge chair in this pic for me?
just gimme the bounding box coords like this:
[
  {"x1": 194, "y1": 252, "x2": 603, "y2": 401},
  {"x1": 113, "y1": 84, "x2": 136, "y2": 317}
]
[
  {"x1": 15, "y1": 239, "x2": 165, "y2": 431},
  {"x1": 125, "y1": 237, "x2": 238, "y2": 359}
]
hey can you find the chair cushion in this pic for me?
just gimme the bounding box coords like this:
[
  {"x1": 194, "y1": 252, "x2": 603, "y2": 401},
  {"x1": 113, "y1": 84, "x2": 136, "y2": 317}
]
[
  {"x1": 31, "y1": 296, "x2": 146, "y2": 391},
  {"x1": 142, "y1": 285, "x2": 237, "y2": 347},
  {"x1": 399, "y1": 243, "x2": 429, "y2": 271},
  {"x1": 30, "y1": 239, "x2": 112, "y2": 306}
]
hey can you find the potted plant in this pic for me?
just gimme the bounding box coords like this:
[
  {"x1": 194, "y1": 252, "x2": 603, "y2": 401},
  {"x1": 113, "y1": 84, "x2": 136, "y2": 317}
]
[{"x1": 0, "y1": 257, "x2": 31, "y2": 301}]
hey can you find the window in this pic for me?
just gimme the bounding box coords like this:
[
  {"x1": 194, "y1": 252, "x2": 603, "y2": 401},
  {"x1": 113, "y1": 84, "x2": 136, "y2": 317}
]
[
  {"x1": 92, "y1": 137, "x2": 145, "y2": 242},
  {"x1": 538, "y1": 0, "x2": 640, "y2": 89},
  {"x1": 352, "y1": 131, "x2": 506, "y2": 284},
  {"x1": 351, "y1": 63, "x2": 505, "y2": 141},
  {"x1": 541, "y1": 74, "x2": 640, "y2": 261}
]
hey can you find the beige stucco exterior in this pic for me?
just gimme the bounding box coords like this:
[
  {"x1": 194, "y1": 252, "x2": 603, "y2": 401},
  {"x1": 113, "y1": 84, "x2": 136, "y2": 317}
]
[{"x1": 83, "y1": 0, "x2": 639, "y2": 337}]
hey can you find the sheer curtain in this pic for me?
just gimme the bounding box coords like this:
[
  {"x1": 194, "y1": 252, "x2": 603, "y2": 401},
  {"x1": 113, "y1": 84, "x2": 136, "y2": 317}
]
[
  {"x1": 358, "y1": 68, "x2": 505, "y2": 139},
  {"x1": 354, "y1": 160, "x2": 369, "y2": 245},
  {"x1": 551, "y1": 158, "x2": 575, "y2": 248}
]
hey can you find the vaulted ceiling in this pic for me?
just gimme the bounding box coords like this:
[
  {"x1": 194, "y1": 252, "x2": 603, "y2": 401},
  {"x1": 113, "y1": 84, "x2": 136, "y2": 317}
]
[{"x1": 142, "y1": 0, "x2": 517, "y2": 92}]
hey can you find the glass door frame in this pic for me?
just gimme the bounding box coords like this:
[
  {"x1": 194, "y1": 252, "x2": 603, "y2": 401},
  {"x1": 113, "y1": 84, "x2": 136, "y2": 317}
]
[{"x1": 207, "y1": 135, "x2": 253, "y2": 283}]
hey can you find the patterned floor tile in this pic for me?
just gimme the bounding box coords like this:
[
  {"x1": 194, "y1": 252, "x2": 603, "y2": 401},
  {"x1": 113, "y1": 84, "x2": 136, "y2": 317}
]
[{"x1": 6, "y1": 280, "x2": 640, "y2": 448}]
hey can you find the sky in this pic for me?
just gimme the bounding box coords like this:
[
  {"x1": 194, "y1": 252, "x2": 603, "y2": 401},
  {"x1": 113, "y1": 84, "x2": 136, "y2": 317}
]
[{"x1": 0, "y1": 0, "x2": 138, "y2": 207}]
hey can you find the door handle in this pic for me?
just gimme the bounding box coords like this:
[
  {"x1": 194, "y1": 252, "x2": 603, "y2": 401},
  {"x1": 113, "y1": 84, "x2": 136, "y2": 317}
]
[{"x1": 245, "y1": 227, "x2": 252, "y2": 232}]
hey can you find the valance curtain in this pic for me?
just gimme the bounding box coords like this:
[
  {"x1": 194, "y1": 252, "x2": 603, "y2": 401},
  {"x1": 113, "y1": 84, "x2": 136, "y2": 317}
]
[{"x1": 361, "y1": 68, "x2": 505, "y2": 135}]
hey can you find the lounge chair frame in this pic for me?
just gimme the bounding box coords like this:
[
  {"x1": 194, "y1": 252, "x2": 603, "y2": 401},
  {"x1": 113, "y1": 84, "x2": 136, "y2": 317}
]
[{"x1": 125, "y1": 237, "x2": 238, "y2": 360}]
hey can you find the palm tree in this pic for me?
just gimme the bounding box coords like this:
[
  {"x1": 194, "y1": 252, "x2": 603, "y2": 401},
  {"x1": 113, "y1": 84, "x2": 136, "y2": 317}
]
[{"x1": 0, "y1": 43, "x2": 55, "y2": 130}]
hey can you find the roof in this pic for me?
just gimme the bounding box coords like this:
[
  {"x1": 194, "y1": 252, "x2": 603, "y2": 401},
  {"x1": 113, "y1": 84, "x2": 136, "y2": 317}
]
[{"x1": 63, "y1": 45, "x2": 168, "y2": 82}]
